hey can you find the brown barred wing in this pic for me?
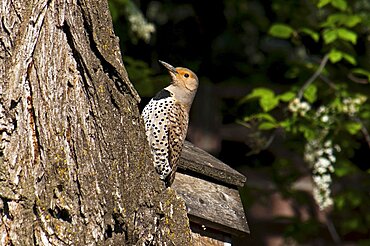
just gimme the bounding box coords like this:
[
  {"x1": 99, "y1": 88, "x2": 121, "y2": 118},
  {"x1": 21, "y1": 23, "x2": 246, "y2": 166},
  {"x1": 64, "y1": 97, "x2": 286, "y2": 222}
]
[{"x1": 165, "y1": 103, "x2": 189, "y2": 186}]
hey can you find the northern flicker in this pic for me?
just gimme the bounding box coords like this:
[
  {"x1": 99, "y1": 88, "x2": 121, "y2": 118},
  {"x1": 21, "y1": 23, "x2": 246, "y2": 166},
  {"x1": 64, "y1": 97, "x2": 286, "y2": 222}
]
[{"x1": 142, "y1": 60, "x2": 199, "y2": 186}]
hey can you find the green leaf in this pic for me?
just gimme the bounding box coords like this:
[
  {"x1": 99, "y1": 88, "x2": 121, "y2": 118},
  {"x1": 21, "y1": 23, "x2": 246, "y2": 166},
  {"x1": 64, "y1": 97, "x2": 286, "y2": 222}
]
[
  {"x1": 108, "y1": 2, "x2": 119, "y2": 22},
  {"x1": 268, "y1": 24, "x2": 294, "y2": 39},
  {"x1": 300, "y1": 28, "x2": 319, "y2": 42},
  {"x1": 249, "y1": 87, "x2": 275, "y2": 97},
  {"x1": 337, "y1": 28, "x2": 357, "y2": 44},
  {"x1": 317, "y1": 0, "x2": 331, "y2": 8},
  {"x1": 360, "y1": 111, "x2": 370, "y2": 120},
  {"x1": 247, "y1": 88, "x2": 275, "y2": 98},
  {"x1": 240, "y1": 87, "x2": 274, "y2": 104},
  {"x1": 322, "y1": 14, "x2": 344, "y2": 27},
  {"x1": 321, "y1": 14, "x2": 362, "y2": 28},
  {"x1": 323, "y1": 29, "x2": 338, "y2": 44},
  {"x1": 329, "y1": 49, "x2": 343, "y2": 63},
  {"x1": 299, "y1": 125, "x2": 316, "y2": 140},
  {"x1": 303, "y1": 84, "x2": 317, "y2": 103},
  {"x1": 348, "y1": 193, "x2": 362, "y2": 207},
  {"x1": 256, "y1": 113, "x2": 276, "y2": 122},
  {"x1": 342, "y1": 15, "x2": 362, "y2": 27},
  {"x1": 335, "y1": 163, "x2": 354, "y2": 177},
  {"x1": 285, "y1": 67, "x2": 300, "y2": 79},
  {"x1": 317, "y1": 0, "x2": 348, "y2": 11},
  {"x1": 331, "y1": 0, "x2": 348, "y2": 11},
  {"x1": 331, "y1": 97, "x2": 342, "y2": 110},
  {"x1": 279, "y1": 119, "x2": 292, "y2": 129},
  {"x1": 342, "y1": 53, "x2": 357, "y2": 65},
  {"x1": 345, "y1": 217, "x2": 361, "y2": 231},
  {"x1": 335, "y1": 167, "x2": 349, "y2": 177},
  {"x1": 323, "y1": 28, "x2": 357, "y2": 44},
  {"x1": 243, "y1": 113, "x2": 277, "y2": 123},
  {"x1": 351, "y1": 68, "x2": 370, "y2": 81},
  {"x1": 241, "y1": 88, "x2": 280, "y2": 111},
  {"x1": 259, "y1": 122, "x2": 277, "y2": 130},
  {"x1": 344, "y1": 121, "x2": 362, "y2": 135},
  {"x1": 260, "y1": 96, "x2": 279, "y2": 112},
  {"x1": 278, "y1": 91, "x2": 296, "y2": 102},
  {"x1": 335, "y1": 195, "x2": 346, "y2": 209},
  {"x1": 329, "y1": 49, "x2": 357, "y2": 65}
]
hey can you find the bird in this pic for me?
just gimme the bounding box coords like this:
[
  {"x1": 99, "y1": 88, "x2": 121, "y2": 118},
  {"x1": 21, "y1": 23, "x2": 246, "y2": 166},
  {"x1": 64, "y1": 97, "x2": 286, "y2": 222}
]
[{"x1": 141, "y1": 60, "x2": 199, "y2": 187}]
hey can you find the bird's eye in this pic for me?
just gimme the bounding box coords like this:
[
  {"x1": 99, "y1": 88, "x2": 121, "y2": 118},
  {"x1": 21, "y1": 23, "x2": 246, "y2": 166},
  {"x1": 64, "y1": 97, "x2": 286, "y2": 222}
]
[{"x1": 184, "y1": 73, "x2": 189, "y2": 78}]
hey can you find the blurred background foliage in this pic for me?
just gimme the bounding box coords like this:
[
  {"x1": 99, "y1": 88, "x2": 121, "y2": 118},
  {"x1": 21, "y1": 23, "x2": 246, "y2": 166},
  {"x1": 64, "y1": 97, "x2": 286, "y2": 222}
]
[{"x1": 109, "y1": 0, "x2": 370, "y2": 244}]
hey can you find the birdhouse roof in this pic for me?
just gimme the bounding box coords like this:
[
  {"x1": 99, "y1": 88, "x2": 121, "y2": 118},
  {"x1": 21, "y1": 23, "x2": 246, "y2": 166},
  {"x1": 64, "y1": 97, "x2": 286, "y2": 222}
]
[
  {"x1": 173, "y1": 141, "x2": 249, "y2": 235},
  {"x1": 179, "y1": 141, "x2": 246, "y2": 187}
]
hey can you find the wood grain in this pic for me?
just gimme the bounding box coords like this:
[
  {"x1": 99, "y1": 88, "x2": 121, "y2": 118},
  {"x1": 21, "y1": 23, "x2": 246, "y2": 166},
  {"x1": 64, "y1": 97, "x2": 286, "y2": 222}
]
[
  {"x1": 179, "y1": 141, "x2": 246, "y2": 187},
  {"x1": 173, "y1": 173, "x2": 250, "y2": 235}
]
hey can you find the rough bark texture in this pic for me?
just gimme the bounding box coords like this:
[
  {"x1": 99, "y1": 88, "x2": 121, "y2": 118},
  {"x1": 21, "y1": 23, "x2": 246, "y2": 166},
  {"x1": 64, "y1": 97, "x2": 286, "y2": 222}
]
[{"x1": 0, "y1": 0, "x2": 191, "y2": 245}]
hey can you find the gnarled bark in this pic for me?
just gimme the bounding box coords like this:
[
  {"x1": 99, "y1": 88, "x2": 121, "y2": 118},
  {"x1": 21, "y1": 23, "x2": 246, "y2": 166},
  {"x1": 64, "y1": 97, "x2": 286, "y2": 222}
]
[{"x1": 0, "y1": 1, "x2": 191, "y2": 245}]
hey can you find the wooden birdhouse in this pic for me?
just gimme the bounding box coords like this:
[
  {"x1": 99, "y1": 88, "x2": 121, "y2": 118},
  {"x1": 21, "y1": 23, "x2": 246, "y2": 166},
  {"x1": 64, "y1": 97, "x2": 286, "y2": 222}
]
[{"x1": 173, "y1": 141, "x2": 249, "y2": 245}]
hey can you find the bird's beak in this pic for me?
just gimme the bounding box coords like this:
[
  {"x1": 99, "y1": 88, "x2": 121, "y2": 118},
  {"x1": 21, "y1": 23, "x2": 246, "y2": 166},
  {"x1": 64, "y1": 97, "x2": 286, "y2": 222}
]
[{"x1": 159, "y1": 60, "x2": 178, "y2": 74}]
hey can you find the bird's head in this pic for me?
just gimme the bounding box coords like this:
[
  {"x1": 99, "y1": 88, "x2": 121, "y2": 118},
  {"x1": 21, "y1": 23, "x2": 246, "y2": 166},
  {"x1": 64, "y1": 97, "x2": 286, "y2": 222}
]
[{"x1": 159, "y1": 60, "x2": 199, "y2": 92}]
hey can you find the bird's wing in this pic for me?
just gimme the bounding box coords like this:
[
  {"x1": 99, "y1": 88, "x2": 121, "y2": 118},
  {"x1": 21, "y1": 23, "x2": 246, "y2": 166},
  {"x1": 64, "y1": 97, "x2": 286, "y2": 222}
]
[
  {"x1": 166, "y1": 102, "x2": 189, "y2": 186},
  {"x1": 141, "y1": 97, "x2": 174, "y2": 180}
]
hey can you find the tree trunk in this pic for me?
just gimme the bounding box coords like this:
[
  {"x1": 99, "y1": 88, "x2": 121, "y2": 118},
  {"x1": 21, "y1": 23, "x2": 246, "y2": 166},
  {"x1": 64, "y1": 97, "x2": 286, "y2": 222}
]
[{"x1": 0, "y1": 1, "x2": 191, "y2": 245}]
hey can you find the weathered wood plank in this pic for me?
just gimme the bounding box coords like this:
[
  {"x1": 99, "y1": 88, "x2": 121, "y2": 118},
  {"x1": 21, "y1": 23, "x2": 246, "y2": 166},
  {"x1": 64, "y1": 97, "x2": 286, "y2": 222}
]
[
  {"x1": 191, "y1": 231, "x2": 229, "y2": 246},
  {"x1": 179, "y1": 141, "x2": 246, "y2": 187},
  {"x1": 190, "y1": 222, "x2": 232, "y2": 245},
  {"x1": 173, "y1": 173, "x2": 250, "y2": 235}
]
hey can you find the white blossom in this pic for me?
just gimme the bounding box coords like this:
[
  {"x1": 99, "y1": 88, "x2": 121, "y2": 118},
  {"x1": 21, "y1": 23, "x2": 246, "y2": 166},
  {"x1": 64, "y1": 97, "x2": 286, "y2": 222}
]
[
  {"x1": 304, "y1": 137, "x2": 338, "y2": 210},
  {"x1": 334, "y1": 144, "x2": 341, "y2": 152},
  {"x1": 300, "y1": 102, "x2": 311, "y2": 111},
  {"x1": 128, "y1": 12, "x2": 156, "y2": 42},
  {"x1": 313, "y1": 185, "x2": 333, "y2": 209},
  {"x1": 324, "y1": 140, "x2": 332, "y2": 148},
  {"x1": 324, "y1": 147, "x2": 333, "y2": 155},
  {"x1": 288, "y1": 98, "x2": 300, "y2": 113},
  {"x1": 328, "y1": 155, "x2": 336, "y2": 163},
  {"x1": 342, "y1": 95, "x2": 367, "y2": 116},
  {"x1": 317, "y1": 149, "x2": 324, "y2": 156},
  {"x1": 289, "y1": 98, "x2": 311, "y2": 116},
  {"x1": 321, "y1": 115, "x2": 329, "y2": 123},
  {"x1": 317, "y1": 106, "x2": 327, "y2": 115}
]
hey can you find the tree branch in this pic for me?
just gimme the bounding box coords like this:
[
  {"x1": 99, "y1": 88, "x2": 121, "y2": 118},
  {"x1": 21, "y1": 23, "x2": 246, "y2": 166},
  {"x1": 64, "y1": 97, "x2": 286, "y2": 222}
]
[
  {"x1": 298, "y1": 54, "x2": 330, "y2": 99},
  {"x1": 348, "y1": 72, "x2": 369, "y2": 84},
  {"x1": 354, "y1": 117, "x2": 370, "y2": 149},
  {"x1": 319, "y1": 75, "x2": 337, "y2": 90},
  {"x1": 325, "y1": 214, "x2": 341, "y2": 244}
]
